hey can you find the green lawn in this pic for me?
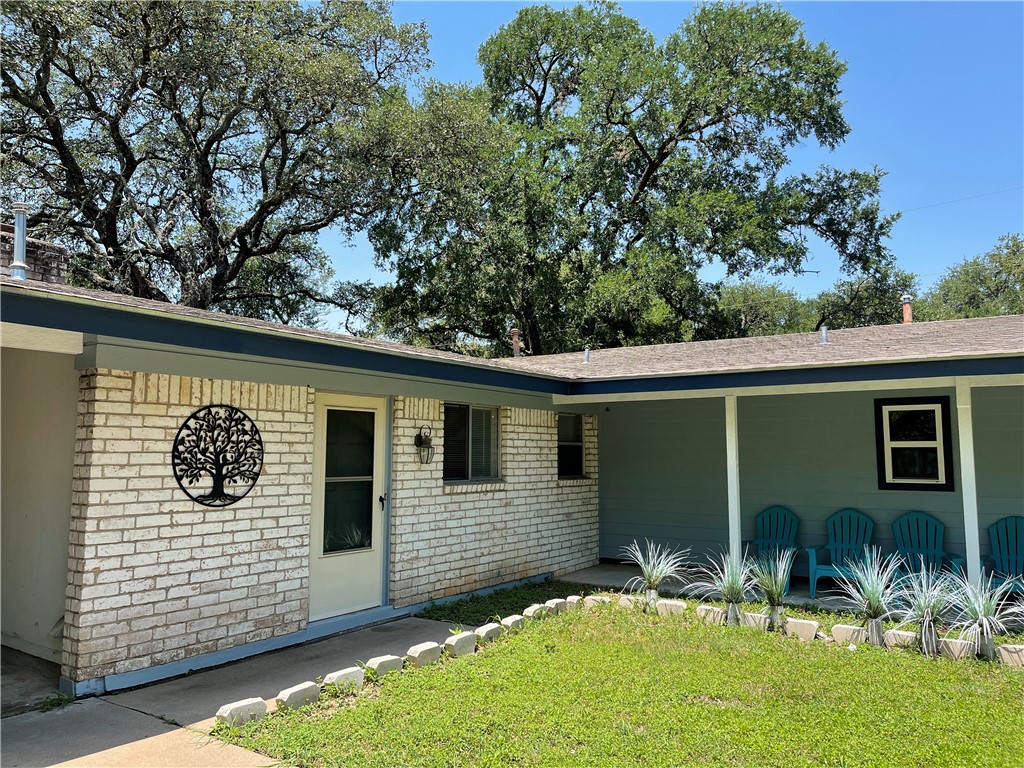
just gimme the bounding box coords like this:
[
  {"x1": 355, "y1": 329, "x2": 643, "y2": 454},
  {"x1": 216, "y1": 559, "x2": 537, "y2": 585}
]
[{"x1": 216, "y1": 587, "x2": 1024, "y2": 768}]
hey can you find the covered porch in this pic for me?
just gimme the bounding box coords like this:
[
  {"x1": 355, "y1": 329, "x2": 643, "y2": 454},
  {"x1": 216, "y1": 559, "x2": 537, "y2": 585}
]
[{"x1": 561, "y1": 373, "x2": 1024, "y2": 585}]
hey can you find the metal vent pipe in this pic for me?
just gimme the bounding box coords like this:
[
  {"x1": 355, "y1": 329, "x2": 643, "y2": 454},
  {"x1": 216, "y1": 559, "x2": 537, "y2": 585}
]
[{"x1": 10, "y1": 202, "x2": 30, "y2": 280}]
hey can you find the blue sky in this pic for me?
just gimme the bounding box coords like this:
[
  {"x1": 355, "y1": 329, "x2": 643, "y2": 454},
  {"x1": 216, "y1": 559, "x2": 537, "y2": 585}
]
[{"x1": 322, "y1": 1, "x2": 1023, "y2": 324}]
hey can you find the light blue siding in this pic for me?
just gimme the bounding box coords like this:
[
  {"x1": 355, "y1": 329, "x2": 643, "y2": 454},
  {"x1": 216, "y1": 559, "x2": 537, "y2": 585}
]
[
  {"x1": 599, "y1": 386, "x2": 1024, "y2": 563},
  {"x1": 599, "y1": 399, "x2": 728, "y2": 559},
  {"x1": 737, "y1": 388, "x2": 964, "y2": 559},
  {"x1": 973, "y1": 386, "x2": 1024, "y2": 557}
]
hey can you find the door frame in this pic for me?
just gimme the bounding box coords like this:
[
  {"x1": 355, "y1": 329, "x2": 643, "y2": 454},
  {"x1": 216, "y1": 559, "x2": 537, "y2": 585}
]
[{"x1": 309, "y1": 392, "x2": 389, "y2": 621}]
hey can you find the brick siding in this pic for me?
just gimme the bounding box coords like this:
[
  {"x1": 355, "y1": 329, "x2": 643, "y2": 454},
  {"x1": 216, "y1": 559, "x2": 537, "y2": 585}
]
[
  {"x1": 389, "y1": 397, "x2": 599, "y2": 607},
  {"x1": 62, "y1": 377, "x2": 599, "y2": 684},
  {"x1": 63, "y1": 370, "x2": 314, "y2": 682}
]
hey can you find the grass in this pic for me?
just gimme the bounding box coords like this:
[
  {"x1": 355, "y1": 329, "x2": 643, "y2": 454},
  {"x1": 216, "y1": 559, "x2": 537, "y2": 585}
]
[
  {"x1": 38, "y1": 691, "x2": 74, "y2": 713},
  {"x1": 217, "y1": 584, "x2": 1024, "y2": 768}
]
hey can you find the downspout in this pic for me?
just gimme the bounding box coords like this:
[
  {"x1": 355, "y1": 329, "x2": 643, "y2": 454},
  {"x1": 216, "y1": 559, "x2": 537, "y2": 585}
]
[{"x1": 10, "y1": 202, "x2": 30, "y2": 280}]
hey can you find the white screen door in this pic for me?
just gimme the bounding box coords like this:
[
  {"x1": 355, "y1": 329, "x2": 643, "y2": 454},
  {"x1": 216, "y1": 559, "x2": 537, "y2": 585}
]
[{"x1": 310, "y1": 394, "x2": 386, "y2": 621}]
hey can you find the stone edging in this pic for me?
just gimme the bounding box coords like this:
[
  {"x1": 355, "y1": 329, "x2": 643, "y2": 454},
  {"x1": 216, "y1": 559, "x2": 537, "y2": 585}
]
[{"x1": 215, "y1": 594, "x2": 1024, "y2": 726}]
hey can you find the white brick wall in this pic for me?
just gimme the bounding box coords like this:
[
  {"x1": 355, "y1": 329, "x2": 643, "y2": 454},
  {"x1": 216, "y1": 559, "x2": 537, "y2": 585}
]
[
  {"x1": 62, "y1": 377, "x2": 598, "y2": 683},
  {"x1": 389, "y1": 397, "x2": 599, "y2": 606},
  {"x1": 64, "y1": 370, "x2": 313, "y2": 682}
]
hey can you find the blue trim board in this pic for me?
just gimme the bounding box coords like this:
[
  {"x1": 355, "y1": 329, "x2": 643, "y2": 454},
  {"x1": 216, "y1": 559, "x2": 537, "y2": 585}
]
[
  {"x1": 567, "y1": 356, "x2": 1024, "y2": 396},
  {"x1": 59, "y1": 573, "x2": 552, "y2": 698},
  {"x1": 1, "y1": 290, "x2": 565, "y2": 396},
  {"x1": 5, "y1": 288, "x2": 1020, "y2": 400}
]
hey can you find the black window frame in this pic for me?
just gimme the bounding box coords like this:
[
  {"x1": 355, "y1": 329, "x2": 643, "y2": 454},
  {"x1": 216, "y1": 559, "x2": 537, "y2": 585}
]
[
  {"x1": 873, "y1": 396, "x2": 954, "y2": 492},
  {"x1": 557, "y1": 413, "x2": 586, "y2": 479},
  {"x1": 442, "y1": 403, "x2": 500, "y2": 482}
]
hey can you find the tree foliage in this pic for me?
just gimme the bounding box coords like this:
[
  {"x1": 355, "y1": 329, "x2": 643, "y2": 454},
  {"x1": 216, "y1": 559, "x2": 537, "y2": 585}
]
[
  {"x1": 811, "y1": 262, "x2": 917, "y2": 330},
  {"x1": 2, "y1": 0, "x2": 428, "y2": 322},
  {"x1": 916, "y1": 234, "x2": 1024, "y2": 320},
  {"x1": 715, "y1": 280, "x2": 815, "y2": 337},
  {"x1": 357, "y1": 2, "x2": 898, "y2": 355},
  {"x1": 711, "y1": 262, "x2": 916, "y2": 338}
]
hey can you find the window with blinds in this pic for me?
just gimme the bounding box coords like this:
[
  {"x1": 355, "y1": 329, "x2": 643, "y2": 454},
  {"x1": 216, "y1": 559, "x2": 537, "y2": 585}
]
[{"x1": 443, "y1": 403, "x2": 499, "y2": 481}]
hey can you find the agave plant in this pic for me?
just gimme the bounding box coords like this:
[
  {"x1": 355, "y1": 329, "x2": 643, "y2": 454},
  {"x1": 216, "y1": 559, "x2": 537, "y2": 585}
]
[
  {"x1": 690, "y1": 551, "x2": 755, "y2": 625},
  {"x1": 946, "y1": 571, "x2": 1024, "y2": 661},
  {"x1": 834, "y1": 547, "x2": 902, "y2": 646},
  {"x1": 335, "y1": 522, "x2": 371, "y2": 550},
  {"x1": 893, "y1": 559, "x2": 954, "y2": 657},
  {"x1": 620, "y1": 539, "x2": 690, "y2": 611},
  {"x1": 750, "y1": 548, "x2": 796, "y2": 632}
]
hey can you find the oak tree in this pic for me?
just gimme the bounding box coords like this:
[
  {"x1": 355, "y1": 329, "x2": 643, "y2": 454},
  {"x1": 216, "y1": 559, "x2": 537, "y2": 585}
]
[
  {"x1": 359, "y1": 2, "x2": 898, "y2": 355},
  {"x1": 2, "y1": 0, "x2": 428, "y2": 322}
]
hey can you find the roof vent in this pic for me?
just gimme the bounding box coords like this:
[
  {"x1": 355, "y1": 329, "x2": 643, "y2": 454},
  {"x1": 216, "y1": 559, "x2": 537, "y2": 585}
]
[
  {"x1": 9, "y1": 202, "x2": 30, "y2": 280},
  {"x1": 583, "y1": 348, "x2": 590, "y2": 363},
  {"x1": 820, "y1": 326, "x2": 829, "y2": 345}
]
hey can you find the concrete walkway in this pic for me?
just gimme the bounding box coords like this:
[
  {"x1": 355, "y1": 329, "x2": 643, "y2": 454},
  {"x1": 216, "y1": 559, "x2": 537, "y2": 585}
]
[{"x1": 1, "y1": 617, "x2": 453, "y2": 768}]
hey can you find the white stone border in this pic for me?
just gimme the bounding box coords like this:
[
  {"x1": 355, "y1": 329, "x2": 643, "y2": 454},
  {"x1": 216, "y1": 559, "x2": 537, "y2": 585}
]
[{"x1": 214, "y1": 592, "x2": 1024, "y2": 726}]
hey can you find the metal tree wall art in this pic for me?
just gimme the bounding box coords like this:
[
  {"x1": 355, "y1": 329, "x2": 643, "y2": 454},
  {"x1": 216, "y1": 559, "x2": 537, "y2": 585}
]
[{"x1": 172, "y1": 405, "x2": 263, "y2": 507}]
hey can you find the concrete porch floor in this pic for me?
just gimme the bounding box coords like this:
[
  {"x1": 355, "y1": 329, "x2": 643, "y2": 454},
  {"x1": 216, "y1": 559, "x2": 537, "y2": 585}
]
[
  {"x1": 561, "y1": 563, "x2": 850, "y2": 611},
  {"x1": 1, "y1": 646, "x2": 62, "y2": 718}
]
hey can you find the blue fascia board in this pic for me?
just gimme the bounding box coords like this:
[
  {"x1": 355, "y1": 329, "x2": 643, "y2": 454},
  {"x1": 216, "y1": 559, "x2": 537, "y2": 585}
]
[
  {"x1": 59, "y1": 573, "x2": 552, "y2": 698},
  {"x1": 567, "y1": 356, "x2": 1024, "y2": 397},
  {"x1": 0, "y1": 290, "x2": 566, "y2": 396},
  {"x1": 5, "y1": 289, "x2": 1020, "y2": 400}
]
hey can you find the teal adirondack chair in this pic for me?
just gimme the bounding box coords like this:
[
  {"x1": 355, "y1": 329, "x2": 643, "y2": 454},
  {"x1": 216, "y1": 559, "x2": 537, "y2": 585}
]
[
  {"x1": 744, "y1": 506, "x2": 800, "y2": 594},
  {"x1": 807, "y1": 508, "x2": 875, "y2": 599},
  {"x1": 987, "y1": 516, "x2": 1024, "y2": 592},
  {"x1": 893, "y1": 511, "x2": 965, "y2": 574}
]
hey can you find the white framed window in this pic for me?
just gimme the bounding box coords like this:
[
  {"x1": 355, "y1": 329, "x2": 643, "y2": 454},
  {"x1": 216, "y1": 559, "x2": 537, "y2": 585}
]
[
  {"x1": 443, "y1": 403, "x2": 499, "y2": 482},
  {"x1": 874, "y1": 397, "x2": 954, "y2": 492},
  {"x1": 557, "y1": 413, "x2": 585, "y2": 478}
]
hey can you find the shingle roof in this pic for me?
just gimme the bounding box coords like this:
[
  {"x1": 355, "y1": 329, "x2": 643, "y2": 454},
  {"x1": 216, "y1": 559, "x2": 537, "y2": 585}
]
[
  {"x1": 3, "y1": 277, "x2": 1021, "y2": 384},
  {"x1": 0, "y1": 277, "x2": 513, "y2": 373},
  {"x1": 502, "y1": 315, "x2": 1024, "y2": 380}
]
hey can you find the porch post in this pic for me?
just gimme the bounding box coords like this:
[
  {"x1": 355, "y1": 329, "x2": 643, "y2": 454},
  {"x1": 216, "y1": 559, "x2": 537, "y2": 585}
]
[
  {"x1": 725, "y1": 395, "x2": 742, "y2": 560},
  {"x1": 955, "y1": 378, "x2": 981, "y2": 584}
]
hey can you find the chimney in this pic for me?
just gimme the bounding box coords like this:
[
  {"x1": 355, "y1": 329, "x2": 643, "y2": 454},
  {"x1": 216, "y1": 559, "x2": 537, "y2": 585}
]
[
  {"x1": 820, "y1": 326, "x2": 829, "y2": 345},
  {"x1": 10, "y1": 202, "x2": 30, "y2": 280},
  {"x1": 901, "y1": 294, "x2": 914, "y2": 324},
  {"x1": 583, "y1": 348, "x2": 590, "y2": 363},
  {"x1": 511, "y1": 328, "x2": 520, "y2": 357}
]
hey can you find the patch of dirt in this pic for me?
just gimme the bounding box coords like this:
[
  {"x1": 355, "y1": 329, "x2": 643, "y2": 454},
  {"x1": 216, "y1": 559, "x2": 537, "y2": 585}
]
[{"x1": 680, "y1": 694, "x2": 749, "y2": 708}]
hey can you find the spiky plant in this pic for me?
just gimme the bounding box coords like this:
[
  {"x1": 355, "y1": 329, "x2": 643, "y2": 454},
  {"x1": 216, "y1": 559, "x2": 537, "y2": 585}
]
[
  {"x1": 834, "y1": 547, "x2": 902, "y2": 646},
  {"x1": 620, "y1": 539, "x2": 690, "y2": 611},
  {"x1": 690, "y1": 551, "x2": 755, "y2": 625},
  {"x1": 750, "y1": 548, "x2": 796, "y2": 631},
  {"x1": 337, "y1": 522, "x2": 371, "y2": 550},
  {"x1": 946, "y1": 572, "x2": 1024, "y2": 661},
  {"x1": 894, "y1": 558, "x2": 954, "y2": 657}
]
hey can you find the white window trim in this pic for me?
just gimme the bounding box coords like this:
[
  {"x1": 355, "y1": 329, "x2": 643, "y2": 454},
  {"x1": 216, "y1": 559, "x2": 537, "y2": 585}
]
[{"x1": 881, "y1": 403, "x2": 945, "y2": 485}]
